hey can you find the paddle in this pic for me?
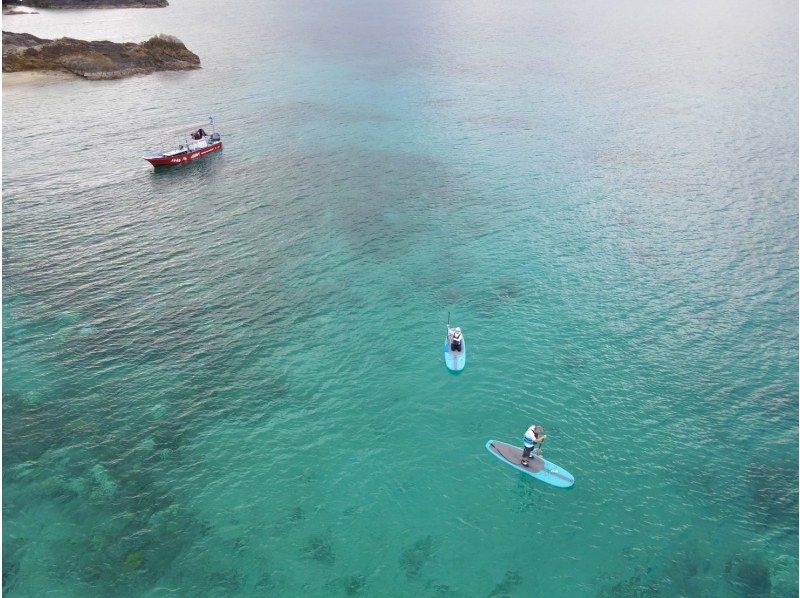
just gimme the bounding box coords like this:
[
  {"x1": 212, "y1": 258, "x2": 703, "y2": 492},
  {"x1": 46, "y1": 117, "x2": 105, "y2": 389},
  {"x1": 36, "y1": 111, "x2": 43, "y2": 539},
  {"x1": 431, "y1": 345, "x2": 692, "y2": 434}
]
[
  {"x1": 535, "y1": 432, "x2": 546, "y2": 456},
  {"x1": 446, "y1": 311, "x2": 451, "y2": 346}
]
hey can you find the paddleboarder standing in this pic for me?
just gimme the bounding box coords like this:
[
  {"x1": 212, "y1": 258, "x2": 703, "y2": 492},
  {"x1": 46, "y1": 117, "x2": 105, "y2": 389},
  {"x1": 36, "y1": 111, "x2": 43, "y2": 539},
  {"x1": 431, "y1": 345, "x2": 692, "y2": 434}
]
[{"x1": 521, "y1": 424, "x2": 546, "y2": 467}]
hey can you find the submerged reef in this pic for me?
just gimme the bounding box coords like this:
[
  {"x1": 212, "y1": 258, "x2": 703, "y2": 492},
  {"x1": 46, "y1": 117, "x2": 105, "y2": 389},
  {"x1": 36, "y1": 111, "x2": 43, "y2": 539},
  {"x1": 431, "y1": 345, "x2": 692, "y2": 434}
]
[
  {"x1": 3, "y1": 426, "x2": 213, "y2": 595},
  {"x1": 255, "y1": 571, "x2": 273, "y2": 590},
  {"x1": 594, "y1": 540, "x2": 793, "y2": 598},
  {"x1": 488, "y1": 570, "x2": 522, "y2": 597},
  {"x1": 343, "y1": 574, "x2": 367, "y2": 595},
  {"x1": 428, "y1": 583, "x2": 456, "y2": 597},
  {"x1": 2, "y1": 32, "x2": 199, "y2": 79},
  {"x1": 724, "y1": 554, "x2": 771, "y2": 596},
  {"x1": 207, "y1": 569, "x2": 245, "y2": 593},
  {"x1": 400, "y1": 536, "x2": 434, "y2": 579},
  {"x1": 89, "y1": 463, "x2": 118, "y2": 498},
  {"x1": 659, "y1": 543, "x2": 712, "y2": 596},
  {"x1": 596, "y1": 566, "x2": 660, "y2": 598},
  {"x1": 2, "y1": 538, "x2": 23, "y2": 595},
  {"x1": 305, "y1": 536, "x2": 336, "y2": 566},
  {"x1": 744, "y1": 461, "x2": 799, "y2": 533}
]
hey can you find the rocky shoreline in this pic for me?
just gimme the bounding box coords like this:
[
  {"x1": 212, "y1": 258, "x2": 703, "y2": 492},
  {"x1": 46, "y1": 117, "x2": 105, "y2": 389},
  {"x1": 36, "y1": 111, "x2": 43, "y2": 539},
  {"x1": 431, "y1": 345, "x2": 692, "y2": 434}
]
[
  {"x1": 3, "y1": 0, "x2": 167, "y2": 8},
  {"x1": 2, "y1": 31, "x2": 200, "y2": 79}
]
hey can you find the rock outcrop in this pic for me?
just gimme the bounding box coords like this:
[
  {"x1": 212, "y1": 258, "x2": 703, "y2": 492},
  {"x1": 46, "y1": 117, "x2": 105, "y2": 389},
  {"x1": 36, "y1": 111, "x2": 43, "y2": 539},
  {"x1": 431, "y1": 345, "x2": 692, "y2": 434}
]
[
  {"x1": 2, "y1": 32, "x2": 199, "y2": 79},
  {"x1": 6, "y1": 0, "x2": 168, "y2": 8}
]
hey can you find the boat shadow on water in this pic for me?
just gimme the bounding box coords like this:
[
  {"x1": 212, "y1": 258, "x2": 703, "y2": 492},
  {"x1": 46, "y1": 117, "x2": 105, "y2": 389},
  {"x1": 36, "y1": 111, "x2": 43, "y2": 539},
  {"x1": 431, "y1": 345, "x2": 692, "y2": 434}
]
[{"x1": 146, "y1": 153, "x2": 225, "y2": 195}]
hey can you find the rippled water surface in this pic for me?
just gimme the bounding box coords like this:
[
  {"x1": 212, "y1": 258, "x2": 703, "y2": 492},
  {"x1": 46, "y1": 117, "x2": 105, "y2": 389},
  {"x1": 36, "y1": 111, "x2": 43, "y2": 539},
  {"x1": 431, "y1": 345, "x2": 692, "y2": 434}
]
[{"x1": 3, "y1": 0, "x2": 798, "y2": 595}]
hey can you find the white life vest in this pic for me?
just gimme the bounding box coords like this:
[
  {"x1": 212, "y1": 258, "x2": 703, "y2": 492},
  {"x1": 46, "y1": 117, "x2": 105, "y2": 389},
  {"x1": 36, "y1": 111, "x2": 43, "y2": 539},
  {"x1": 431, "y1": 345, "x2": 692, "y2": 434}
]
[{"x1": 523, "y1": 426, "x2": 539, "y2": 448}]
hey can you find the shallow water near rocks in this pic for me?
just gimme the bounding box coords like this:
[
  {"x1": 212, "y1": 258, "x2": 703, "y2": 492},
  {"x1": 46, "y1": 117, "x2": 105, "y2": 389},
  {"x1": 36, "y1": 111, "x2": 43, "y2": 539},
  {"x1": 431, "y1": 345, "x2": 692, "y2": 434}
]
[{"x1": 3, "y1": 0, "x2": 798, "y2": 595}]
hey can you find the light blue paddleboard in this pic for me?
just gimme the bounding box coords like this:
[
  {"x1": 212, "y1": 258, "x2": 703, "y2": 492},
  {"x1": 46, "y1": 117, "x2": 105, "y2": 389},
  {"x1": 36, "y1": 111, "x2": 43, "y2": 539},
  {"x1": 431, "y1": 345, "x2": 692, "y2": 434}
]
[
  {"x1": 485, "y1": 440, "x2": 574, "y2": 488},
  {"x1": 444, "y1": 336, "x2": 466, "y2": 372}
]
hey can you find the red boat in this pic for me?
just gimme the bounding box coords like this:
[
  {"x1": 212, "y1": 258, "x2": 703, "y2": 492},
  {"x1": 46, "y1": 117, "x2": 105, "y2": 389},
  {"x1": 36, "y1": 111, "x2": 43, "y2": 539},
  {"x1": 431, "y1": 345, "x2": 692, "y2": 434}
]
[{"x1": 143, "y1": 118, "x2": 222, "y2": 167}]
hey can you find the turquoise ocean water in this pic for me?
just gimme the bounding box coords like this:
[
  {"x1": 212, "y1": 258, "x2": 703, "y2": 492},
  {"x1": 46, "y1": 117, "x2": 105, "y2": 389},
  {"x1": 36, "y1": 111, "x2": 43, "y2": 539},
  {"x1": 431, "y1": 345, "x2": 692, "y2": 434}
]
[{"x1": 3, "y1": 0, "x2": 798, "y2": 595}]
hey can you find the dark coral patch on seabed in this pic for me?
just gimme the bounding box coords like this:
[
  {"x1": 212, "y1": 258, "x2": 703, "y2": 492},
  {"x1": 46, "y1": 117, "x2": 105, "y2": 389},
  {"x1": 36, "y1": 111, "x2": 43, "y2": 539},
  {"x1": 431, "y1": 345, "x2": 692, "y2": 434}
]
[
  {"x1": 724, "y1": 554, "x2": 772, "y2": 597},
  {"x1": 400, "y1": 535, "x2": 434, "y2": 579},
  {"x1": 343, "y1": 574, "x2": 367, "y2": 595},
  {"x1": 305, "y1": 536, "x2": 336, "y2": 566},
  {"x1": 488, "y1": 570, "x2": 522, "y2": 597},
  {"x1": 744, "y1": 461, "x2": 799, "y2": 532}
]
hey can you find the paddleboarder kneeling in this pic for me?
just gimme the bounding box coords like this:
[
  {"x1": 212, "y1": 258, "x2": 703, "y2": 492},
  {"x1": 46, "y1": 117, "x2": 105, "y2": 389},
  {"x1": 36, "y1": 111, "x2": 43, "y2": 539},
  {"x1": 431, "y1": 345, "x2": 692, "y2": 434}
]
[
  {"x1": 521, "y1": 424, "x2": 546, "y2": 467},
  {"x1": 448, "y1": 327, "x2": 463, "y2": 353}
]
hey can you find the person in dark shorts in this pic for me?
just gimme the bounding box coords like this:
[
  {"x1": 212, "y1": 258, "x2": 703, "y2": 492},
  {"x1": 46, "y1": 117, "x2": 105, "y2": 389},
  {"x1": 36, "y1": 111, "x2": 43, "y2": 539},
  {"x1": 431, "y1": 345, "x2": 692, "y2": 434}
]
[{"x1": 449, "y1": 327, "x2": 463, "y2": 352}]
